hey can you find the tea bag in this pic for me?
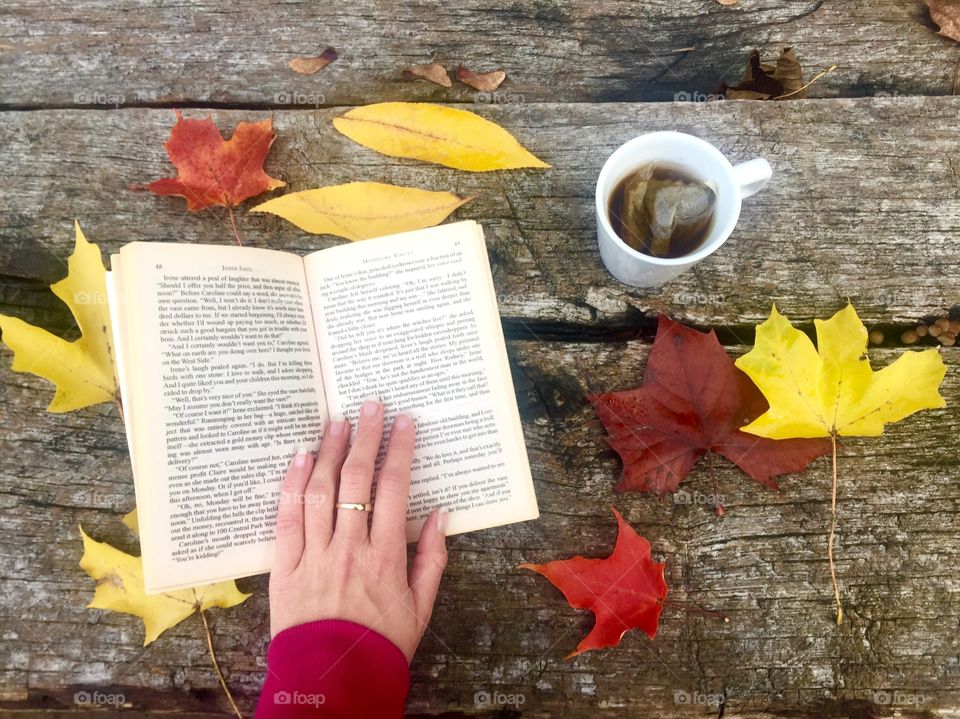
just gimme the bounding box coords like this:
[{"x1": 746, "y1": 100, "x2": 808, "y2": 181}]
[
  {"x1": 616, "y1": 168, "x2": 717, "y2": 257},
  {"x1": 616, "y1": 165, "x2": 655, "y2": 252},
  {"x1": 643, "y1": 179, "x2": 717, "y2": 256}
]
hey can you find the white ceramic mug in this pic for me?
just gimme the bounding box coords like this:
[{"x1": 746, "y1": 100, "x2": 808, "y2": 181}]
[{"x1": 596, "y1": 131, "x2": 772, "y2": 287}]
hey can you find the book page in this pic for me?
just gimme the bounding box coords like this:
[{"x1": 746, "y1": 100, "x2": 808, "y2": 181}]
[
  {"x1": 112, "y1": 243, "x2": 327, "y2": 592},
  {"x1": 303, "y1": 221, "x2": 538, "y2": 541}
]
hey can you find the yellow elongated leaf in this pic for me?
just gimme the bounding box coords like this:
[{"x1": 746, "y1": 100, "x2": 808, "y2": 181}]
[
  {"x1": 735, "y1": 303, "x2": 947, "y2": 439},
  {"x1": 79, "y1": 526, "x2": 249, "y2": 645},
  {"x1": 251, "y1": 181, "x2": 473, "y2": 240},
  {"x1": 0, "y1": 222, "x2": 116, "y2": 412},
  {"x1": 332, "y1": 102, "x2": 550, "y2": 171}
]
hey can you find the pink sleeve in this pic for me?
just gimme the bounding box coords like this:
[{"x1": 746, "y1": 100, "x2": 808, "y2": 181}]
[{"x1": 254, "y1": 620, "x2": 410, "y2": 718}]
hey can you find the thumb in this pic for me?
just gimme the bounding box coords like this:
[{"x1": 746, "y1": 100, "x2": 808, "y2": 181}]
[{"x1": 409, "y1": 509, "x2": 448, "y2": 629}]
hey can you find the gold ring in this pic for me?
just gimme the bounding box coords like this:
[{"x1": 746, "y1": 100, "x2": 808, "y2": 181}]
[{"x1": 336, "y1": 502, "x2": 372, "y2": 512}]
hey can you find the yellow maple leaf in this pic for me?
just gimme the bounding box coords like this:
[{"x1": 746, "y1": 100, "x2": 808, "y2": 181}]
[
  {"x1": 736, "y1": 303, "x2": 946, "y2": 438},
  {"x1": 79, "y1": 526, "x2": 250, "y2": 645},
  {"x1": 735, "y1": 303, "x2": 947, "y2": 624},
  {"x1": 332, "y1": 102, "x2": 550, "y2": 172},
  {"x1": 251, "y1": 181, "x2": 473, "y2": 240},
  {"x1": 0, "y1": 222, "x2": 116, "y2": 412},
  {"x1": 121, "y1": 508, "x2": 139, "y2": 534}
]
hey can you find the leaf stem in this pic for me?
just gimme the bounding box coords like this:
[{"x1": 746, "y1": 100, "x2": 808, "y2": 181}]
[
  {"x1": 199, "y1": 607, "x2": 243, "y2": 719},
  {"x1": 774, "y1": 64, "x2": 837, "y2": 100},
  {"x1": 226, "y1": 204, "x2": 244, "y2": 246},
  {"x1": 828, "y1": 431, "x2": 843, "y2": 625}
]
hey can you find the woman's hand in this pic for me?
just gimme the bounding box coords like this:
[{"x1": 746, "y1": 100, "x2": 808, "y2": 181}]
[{"x1": 268, "y1": 399, "x2": 448, "y2": 662}]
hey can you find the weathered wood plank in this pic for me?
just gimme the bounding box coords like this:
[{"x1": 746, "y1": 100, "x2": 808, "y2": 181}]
[
  {"x1": 0, "y1": 340, "x2": 957, "y2": 717},
  {"x1": 1, "y1": 0, "x2": 959, "y2": 108},
  {"x1": 0, "y1": 99, "x2": 957, "y2": 335}
]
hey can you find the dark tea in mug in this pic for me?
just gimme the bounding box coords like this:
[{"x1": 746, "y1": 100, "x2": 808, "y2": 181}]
[{"x1": 607, "y1": 163, "x2": 717, "y2": 259}]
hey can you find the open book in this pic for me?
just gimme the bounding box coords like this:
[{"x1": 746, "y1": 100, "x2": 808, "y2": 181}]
[{"x1": 107, "y1": 220, "x2": 538, "y2": 593}]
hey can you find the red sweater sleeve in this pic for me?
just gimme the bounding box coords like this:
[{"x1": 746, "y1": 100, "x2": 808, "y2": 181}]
[{"x1": 255, "y1": 620, "x2": 410, "y2": 718}]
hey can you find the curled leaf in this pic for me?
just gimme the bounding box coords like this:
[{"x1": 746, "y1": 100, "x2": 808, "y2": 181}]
[
  {"x1": 79, "y1": 526, "x2": 250, "y2": 645},
  {"x1": 928, "y1": 0, "x2": 960, "y2": 42},
  {"x1": 0, "y1": 222, "x2": 116, "y2": 412},
  {"x1": 403, "y1": 63, "x2": 452, "y2": 87},
  {"x1": 333, "y1": 102, "x2": 550, "y2": 171},
  {"x1": 719, "y1": 48, "x2": 804, "y2": 100},
  {"x1": 251, "y1": 181, "x2": 473, "y2": 240},
  {"x1": 455, "y1": 66, "x2": 507, "y2": 92},
  {"x1": 288, "y1": 47, "x2": 338, "y2": 75}
]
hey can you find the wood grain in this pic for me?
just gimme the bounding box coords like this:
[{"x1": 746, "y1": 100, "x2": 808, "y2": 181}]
[
  {"x1": 0, "y1": 99, "x2": 957, "y2": 336},
  {"x1": 1, "y1": 0, "x2": 959, "y2": 108},
  {"x1": 1, "y1": 340, "x2": 956, "y2": 717}
]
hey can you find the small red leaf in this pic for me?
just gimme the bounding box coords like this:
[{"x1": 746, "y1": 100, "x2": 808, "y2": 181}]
[
  {"x1": 589, "y1": 316, "x2": 831, "y2": 496},
  {"x1": 142, "y1": 112, "x2": 285, "y2": 211},
  {"x1": 520, "y1": 507, "x2": 668, "y2": 657}
]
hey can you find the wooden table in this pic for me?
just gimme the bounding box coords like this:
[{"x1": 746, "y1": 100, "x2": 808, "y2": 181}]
[{"x1": 1, "y1": 3, "x2": 958, "y2": 717}]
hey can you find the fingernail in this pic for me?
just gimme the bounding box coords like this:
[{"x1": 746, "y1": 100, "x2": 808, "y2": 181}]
[
  {"x1": 293, "y1": 448, "x2": 309, "y2": 468},
  {"x1": 327, "y1": 415, "x2": 346, "y2": 436},
  {"x1": 393, "y1": 413, "x2": 412, "y2": 431},
  {"x1": 361, "y1": 397, "x2": 381, "y2": 417},
  {"x1": 436, "y1": 509, "x2": 448, "y2": 535}
]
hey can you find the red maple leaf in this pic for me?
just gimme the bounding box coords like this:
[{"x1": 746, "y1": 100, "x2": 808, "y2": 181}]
[
  {"x1": 589, "y1": 316, "x2": 831, "y2": 497},
  {"x1": 520, "y1": 507, "x2": 668, "y2": 657},
  {"x1": 143, "y1": 111, "x2": 285, "y2": 210}
]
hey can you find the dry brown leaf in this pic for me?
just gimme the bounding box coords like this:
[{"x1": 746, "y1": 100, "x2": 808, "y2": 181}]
[
  {"x1": 455, "y1": 66, "x2": 507, "y2": 92},
  {"x1": 928, "y1": 0, "x2": 960, "y2": 42},
  {"x1": 719, "y1": 48, "x2": 805, "y2": 100},
  {"x1": 288, "y1": 48, "x2": 338, "y2": 75},
  {"x1": 402, "y1": 63, "x2": 452, "y2": 87},
  {"x1": 716, "y1": 0, "x2": 738, "y2": 5}
]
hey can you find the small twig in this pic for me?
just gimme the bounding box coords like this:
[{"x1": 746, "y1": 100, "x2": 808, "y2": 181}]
[
  {"x1": 774, "y1": 64, "x2": 838, "y2": 100},
  {"x1": 952, "y1": 57, "x2": 959, "y2": 96},
  {"x1": 828, "y1": 432, "x2": 843, "y2": 625},
  {"x1": 199, "y1": 607, "x2": 243, "y2": 719}
]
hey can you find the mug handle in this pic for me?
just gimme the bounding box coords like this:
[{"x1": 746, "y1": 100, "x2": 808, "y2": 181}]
[{"x1": 731, "y1": 158, "x2": 773, "y2": 198}]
